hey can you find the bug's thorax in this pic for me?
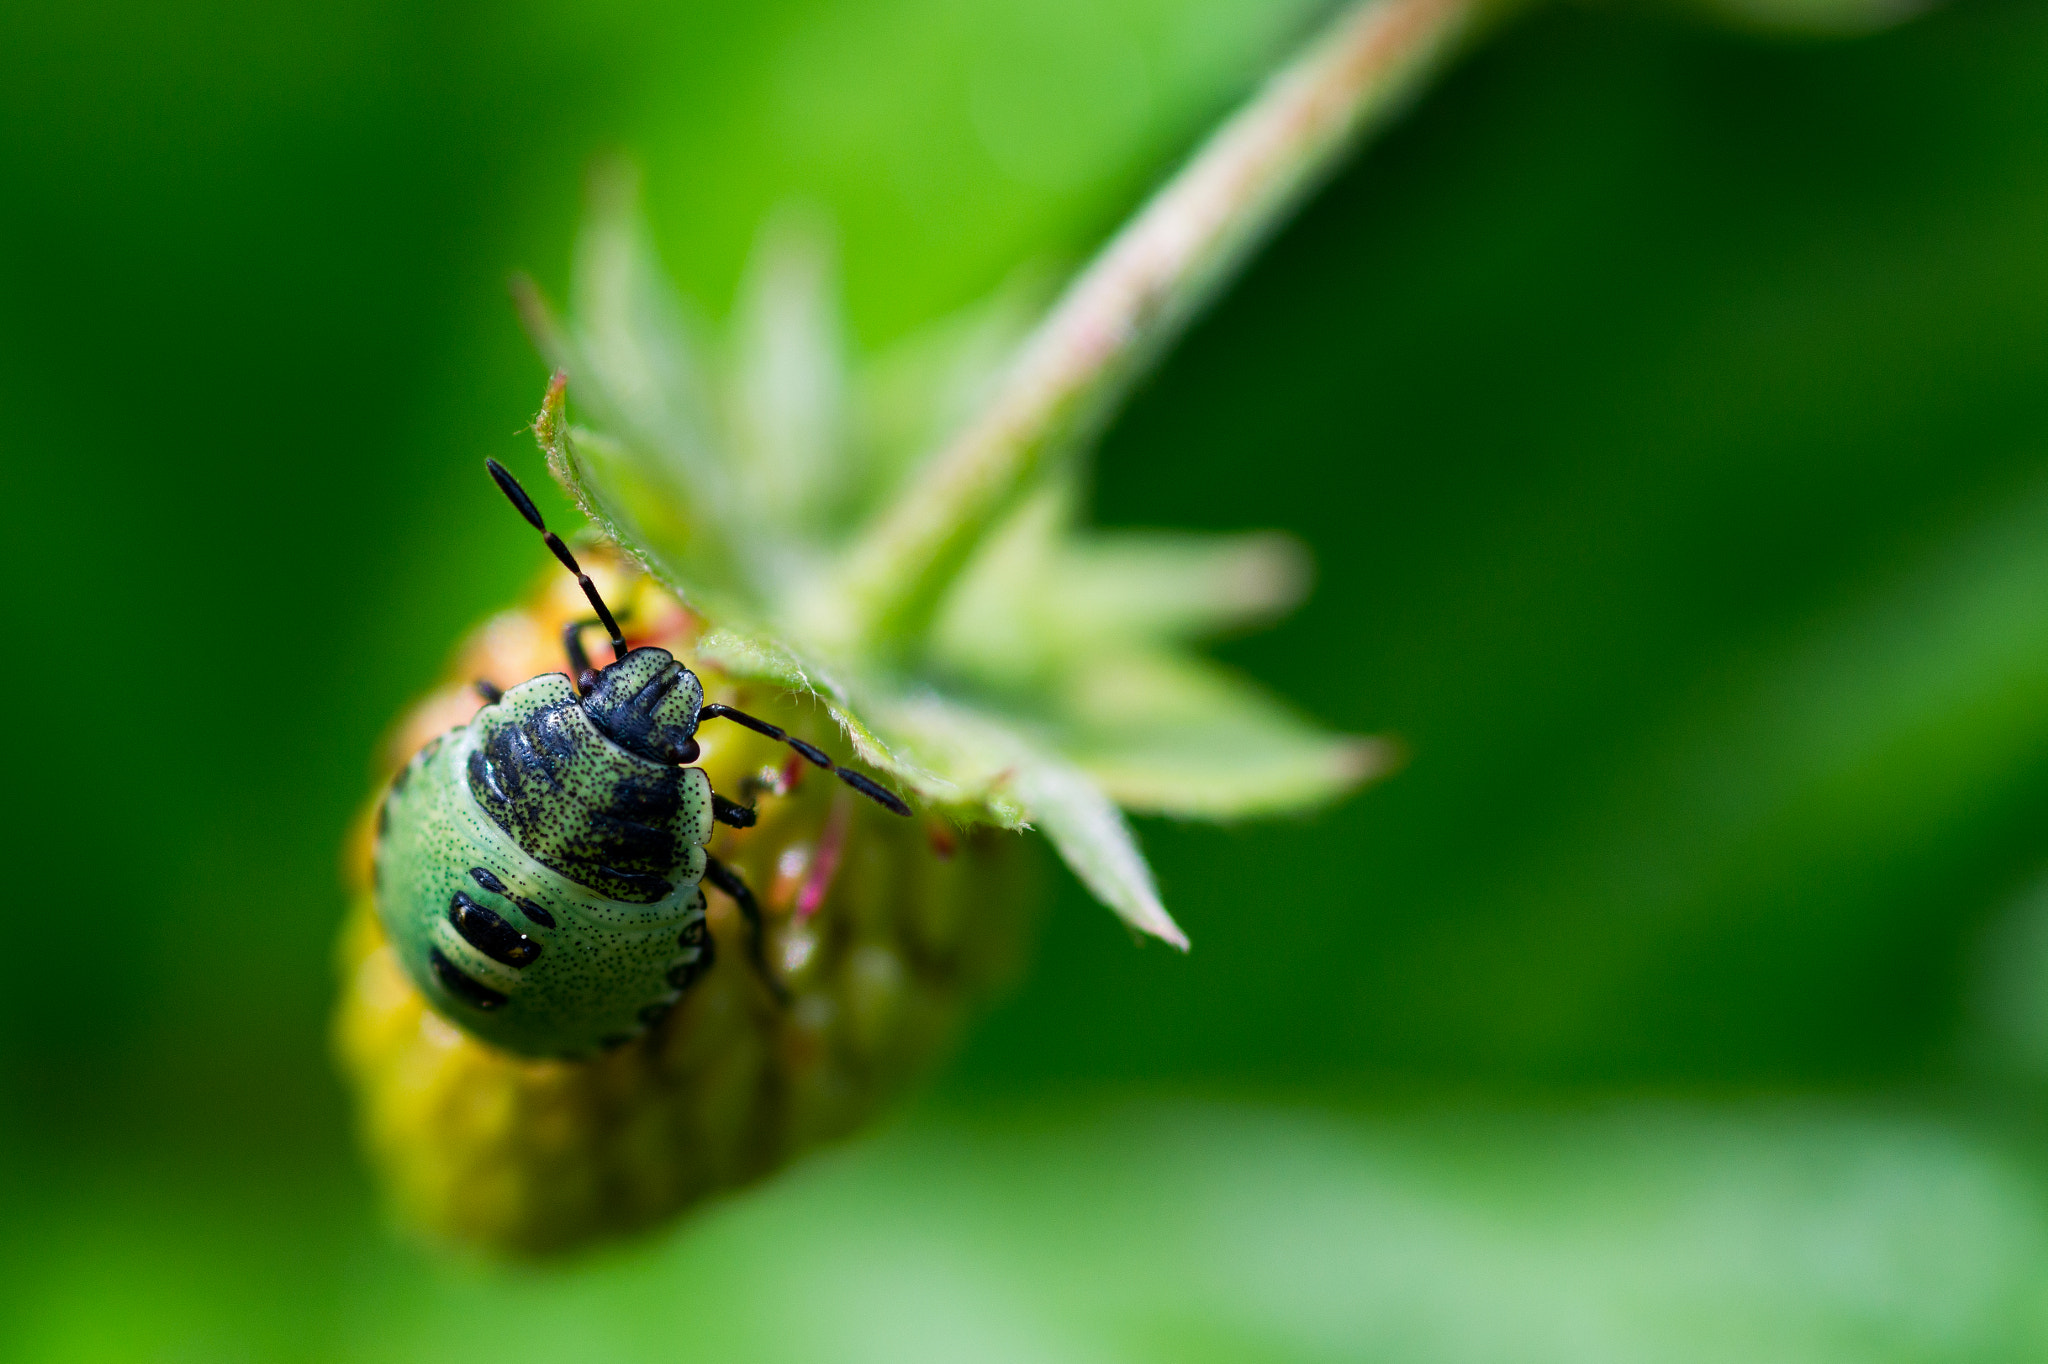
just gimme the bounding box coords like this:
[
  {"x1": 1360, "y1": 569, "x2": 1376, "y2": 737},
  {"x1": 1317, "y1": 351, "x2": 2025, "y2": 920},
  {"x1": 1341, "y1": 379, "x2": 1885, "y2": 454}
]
[{"x1": 462, "y1": 663, "x2": 705, "y2": 905}]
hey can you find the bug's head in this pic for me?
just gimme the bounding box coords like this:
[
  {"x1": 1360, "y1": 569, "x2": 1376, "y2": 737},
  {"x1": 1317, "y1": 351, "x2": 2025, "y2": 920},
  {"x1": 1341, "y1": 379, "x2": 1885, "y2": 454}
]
[{"x1": 581, "y1": 647, "x2": 705, "y2": 765}]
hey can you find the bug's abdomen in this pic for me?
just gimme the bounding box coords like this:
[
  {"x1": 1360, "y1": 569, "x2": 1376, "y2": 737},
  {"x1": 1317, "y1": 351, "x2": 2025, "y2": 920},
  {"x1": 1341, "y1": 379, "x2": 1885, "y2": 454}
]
[{"x1": 372, "y1": 676, "x2": 715, "y2": 1057}]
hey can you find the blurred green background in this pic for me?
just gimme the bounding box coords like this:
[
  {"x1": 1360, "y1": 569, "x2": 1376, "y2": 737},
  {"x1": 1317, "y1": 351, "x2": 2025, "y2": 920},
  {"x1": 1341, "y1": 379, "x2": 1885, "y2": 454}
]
[{"x1": 8, "y1": 0, "x2": 2048, "y2": 1356}]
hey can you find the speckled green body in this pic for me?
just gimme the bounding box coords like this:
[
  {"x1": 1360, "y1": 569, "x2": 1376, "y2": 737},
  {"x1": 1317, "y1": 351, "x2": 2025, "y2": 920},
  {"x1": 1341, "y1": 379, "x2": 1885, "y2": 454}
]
[{"x1": 373, "y1": 667, "x2": 716, "y2": 1058}]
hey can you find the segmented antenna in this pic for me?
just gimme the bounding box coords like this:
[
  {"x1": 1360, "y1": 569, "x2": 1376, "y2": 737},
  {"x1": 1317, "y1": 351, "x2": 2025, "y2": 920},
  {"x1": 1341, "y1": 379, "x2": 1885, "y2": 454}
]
[
  {"x1": 697, "y1": 704, "x2": 913, "y2": 816},
  {"x1": 484, "y1": 458, "x2": 627, "y2": 663}
]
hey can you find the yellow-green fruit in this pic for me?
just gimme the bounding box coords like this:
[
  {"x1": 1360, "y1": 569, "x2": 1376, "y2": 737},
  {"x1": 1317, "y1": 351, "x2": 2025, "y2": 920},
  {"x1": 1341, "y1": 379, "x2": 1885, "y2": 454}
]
[{"x1": 336, "y1": 554, "x2": 1032, "y2": 1256}]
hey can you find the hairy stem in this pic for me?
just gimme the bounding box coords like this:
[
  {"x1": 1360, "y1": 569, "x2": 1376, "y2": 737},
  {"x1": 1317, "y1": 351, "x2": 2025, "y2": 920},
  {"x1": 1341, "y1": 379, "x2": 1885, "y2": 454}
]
[{"x1": 811, "y1": 0, "x2": 1507, "y2": 653}]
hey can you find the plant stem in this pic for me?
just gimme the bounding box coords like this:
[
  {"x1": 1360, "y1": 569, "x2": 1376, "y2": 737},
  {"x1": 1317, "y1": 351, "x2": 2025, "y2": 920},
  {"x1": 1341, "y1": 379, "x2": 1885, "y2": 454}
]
[{"x1": 812, "y1": 0, "x2": 1503, "y2": 653}]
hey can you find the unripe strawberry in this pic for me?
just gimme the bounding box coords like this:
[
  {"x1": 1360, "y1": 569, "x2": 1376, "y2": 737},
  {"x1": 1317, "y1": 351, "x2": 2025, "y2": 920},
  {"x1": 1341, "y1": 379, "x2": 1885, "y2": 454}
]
[{"x1": 337, "y1": 556, "x2": 1030, "y2": 1254}]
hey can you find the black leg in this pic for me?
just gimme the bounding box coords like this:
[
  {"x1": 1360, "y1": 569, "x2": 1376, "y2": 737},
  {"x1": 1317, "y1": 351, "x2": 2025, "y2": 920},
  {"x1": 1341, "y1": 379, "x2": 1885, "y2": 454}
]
[
  {"x1": 703, "y1": 855, "x2": 787, "y2": 1003},
  {"x1": 561, "y1": 614, "x2": 628, "y2": 694},
  {"x1": 697, "y1": 704, "x2": 912, "y2": 816},
  {"x1": 562, "y1": 619, "x2": 594, "y2": 680},
  {"x1": 473, "y1": 679, "x2": 504, "y2": 704},
  {"x1": 712, "y1": 792, "x2": 757, "y2": 829}
]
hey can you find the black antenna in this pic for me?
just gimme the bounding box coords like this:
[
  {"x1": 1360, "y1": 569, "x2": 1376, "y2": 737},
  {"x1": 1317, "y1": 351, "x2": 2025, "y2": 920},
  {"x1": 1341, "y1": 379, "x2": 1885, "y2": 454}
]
[
  {"x1": 485, "y1": 458, "x2": 627, "y2": 663},
  {"x1": 697, "y1": 703, "x2": 913, "y2": 816}
]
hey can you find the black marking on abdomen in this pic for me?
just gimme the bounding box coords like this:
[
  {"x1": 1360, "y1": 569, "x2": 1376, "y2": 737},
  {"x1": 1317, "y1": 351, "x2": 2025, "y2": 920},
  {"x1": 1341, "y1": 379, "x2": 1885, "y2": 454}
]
[
  {"x1": 449, "y1": 891, "x2": 542, "y2": 968},
  {"x1": 509, "y1": 893, "x2": 556, "y2": 928},
  {"x1": 467, "y1": 867, "x2": 559, "y2": 928},
  {"x1": 429, "y1": 948, "x2": 507, "y2": 1010}
]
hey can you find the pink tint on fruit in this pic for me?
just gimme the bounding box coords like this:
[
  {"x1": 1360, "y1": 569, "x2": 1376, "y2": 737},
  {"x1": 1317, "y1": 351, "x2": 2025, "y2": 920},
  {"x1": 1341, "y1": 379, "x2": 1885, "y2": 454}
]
[{"x1": 796, "y1": 795, "x2": 852, "y2": 920}]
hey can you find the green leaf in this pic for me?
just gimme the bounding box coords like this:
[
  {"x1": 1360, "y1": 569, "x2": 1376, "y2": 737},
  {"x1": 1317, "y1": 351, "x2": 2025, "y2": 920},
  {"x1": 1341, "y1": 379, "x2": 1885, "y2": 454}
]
[
  {"x1": 508, "y1": 0, "x2": 1554, "y2": 949},
  {"x1": 567, "y1": 164, "x2": 724, "y2": 505},
  {"x1": 1069, "y1": 655, "x2": 1400, "y2": 818},
  {"x1": 929, "y1": 479, "x2": 1318, "y2": 686},
  {"x1": 730, "y1": 207, "x2": 849, "y2": 541},
  {"x1": 532, "y1": 111, "x2": 1393, "y2": 946},
  {"x1": 853, "y1": 688, "x2": 1186, "y2": 946},
  {"x1": 1055, "y1": 529, "x2": 1311, "y2": 641},
  {"x1": 520, "y1": 169, "x2": 758, "y2": 612},
  {"x1": 1013, "y1": 753, "x2": 1186, "y2": 948}
]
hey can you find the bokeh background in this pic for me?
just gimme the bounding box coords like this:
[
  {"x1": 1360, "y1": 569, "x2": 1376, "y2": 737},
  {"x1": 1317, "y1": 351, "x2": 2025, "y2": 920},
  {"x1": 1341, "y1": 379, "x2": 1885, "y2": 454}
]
[{"x1": 8, "y1": 0, "x2": 2048, "y2": 1356}]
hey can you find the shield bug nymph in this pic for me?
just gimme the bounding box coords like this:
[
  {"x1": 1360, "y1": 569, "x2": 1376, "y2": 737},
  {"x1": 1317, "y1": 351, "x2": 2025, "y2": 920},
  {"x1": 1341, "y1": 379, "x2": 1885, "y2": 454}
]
[{"x1": 371, "y1": 459, "x2": 910, "y2": 1057}]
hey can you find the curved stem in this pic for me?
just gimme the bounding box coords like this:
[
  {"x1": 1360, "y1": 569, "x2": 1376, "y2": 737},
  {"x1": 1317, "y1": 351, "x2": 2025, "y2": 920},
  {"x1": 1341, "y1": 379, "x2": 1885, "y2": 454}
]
[{"x1": 813, "y1": 0, "x2": 1508, "y2": 652}]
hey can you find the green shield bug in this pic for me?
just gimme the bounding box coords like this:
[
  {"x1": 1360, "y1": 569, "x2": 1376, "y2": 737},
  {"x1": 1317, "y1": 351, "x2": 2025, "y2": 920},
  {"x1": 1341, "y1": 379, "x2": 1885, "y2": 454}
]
[{"x1": 372, "y1": 459, "x2": 911, "y2": 1058}]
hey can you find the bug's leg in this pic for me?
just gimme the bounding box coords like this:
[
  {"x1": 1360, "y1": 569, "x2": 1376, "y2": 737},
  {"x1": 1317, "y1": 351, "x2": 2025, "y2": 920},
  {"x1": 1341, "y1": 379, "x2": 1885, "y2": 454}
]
[
  {"x1": 711, "y1": 792, "x2": 757, "y2": 829},
  {"x1": 703, "y1": 855, "x2": 787, "y2": 1003},
  {"x1": 562, "y1": 619, "x2": 594, "y2": 682},
  {"x1": 560, "y1": 613, "x2": 630, "y2": 694},
  {"x1": 697, "y1": 704, "x2": 912, "y2": 816},
  {"x1": 473, "y1": 679, "x2": 504, "y2": 704}
]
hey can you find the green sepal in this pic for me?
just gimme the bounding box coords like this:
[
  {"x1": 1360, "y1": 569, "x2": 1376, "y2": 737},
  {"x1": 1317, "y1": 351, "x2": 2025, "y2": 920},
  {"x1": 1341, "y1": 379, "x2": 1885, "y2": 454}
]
[
  {"x1": 523, "y1": 174, "x2": 1384, "y2": 947},
  {"x1": 1058, "y1": 651, "x2": 1396, "y2": 819}
]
